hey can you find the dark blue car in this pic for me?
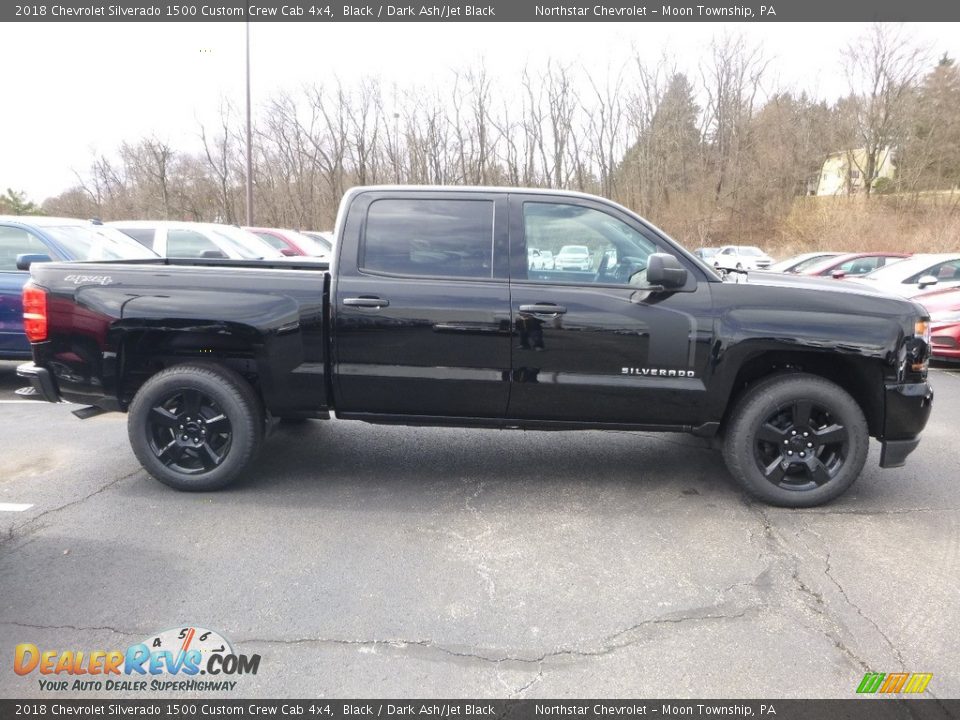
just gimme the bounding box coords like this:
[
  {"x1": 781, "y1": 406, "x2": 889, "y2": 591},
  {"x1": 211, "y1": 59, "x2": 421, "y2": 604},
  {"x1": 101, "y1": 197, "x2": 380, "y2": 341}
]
[{"x1": 0, "y1": 216, "x2": 157, "y2": 359}]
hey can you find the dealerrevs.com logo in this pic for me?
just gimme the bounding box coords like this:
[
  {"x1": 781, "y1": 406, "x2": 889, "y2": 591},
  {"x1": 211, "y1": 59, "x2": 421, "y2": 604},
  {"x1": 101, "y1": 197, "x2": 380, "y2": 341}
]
[
  {"x1": 14, "y1": 626, "x2": 260, "y2": 693},
  {"x1": 856, "y1": 672, "x2": 933, "y2": 694}
]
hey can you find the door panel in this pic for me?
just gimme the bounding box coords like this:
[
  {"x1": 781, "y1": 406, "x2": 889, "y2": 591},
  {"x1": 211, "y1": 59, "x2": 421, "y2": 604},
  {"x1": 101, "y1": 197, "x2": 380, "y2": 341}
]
[
  {"x1": 333, "y1": 191, "x2": 512, "y2": 418},
  {"x1": 0, "y1": 271, "x2": 31, "y2": 356},
  {"x1": 506, "y1": 195, "x2": 715, "y2": 426}
]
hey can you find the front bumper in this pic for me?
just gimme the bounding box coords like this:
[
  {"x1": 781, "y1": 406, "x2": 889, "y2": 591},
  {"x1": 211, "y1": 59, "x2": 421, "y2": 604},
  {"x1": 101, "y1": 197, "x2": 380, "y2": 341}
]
[
  {"x1": 878, "y1": 380, "x2": 933, "y2": 468},
  {"x1": 16, "y1": 363, "x2": 61, "y2": 404},
  {"x1": 930, "y1": 321, "x2": 960, "y2": 360}
]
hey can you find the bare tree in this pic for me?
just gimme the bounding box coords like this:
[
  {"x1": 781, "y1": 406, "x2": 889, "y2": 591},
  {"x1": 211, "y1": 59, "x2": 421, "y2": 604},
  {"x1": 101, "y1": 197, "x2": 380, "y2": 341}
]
[
  {"x1": 583, "y1": 63, "x2": 627, "y2": 198},
  {"x1": 199, "y1": 100, "x2": 239, "y2": 223},
  {"x1": 843, "y1": 23, "x2": 926, "y2": 196},
  {"x1": 701, "y1": 35, "x2": 769, "y2": 200}
]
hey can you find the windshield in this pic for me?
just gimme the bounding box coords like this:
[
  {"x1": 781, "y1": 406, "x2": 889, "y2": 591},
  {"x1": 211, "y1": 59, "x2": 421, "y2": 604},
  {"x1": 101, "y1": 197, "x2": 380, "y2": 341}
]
[
  {"x1": 559, "y1": 246, "x2": 589, "y2": 256},
  {"x1": 210, "y1": 226, "x2": 285, "y2": 259},
  {"x1": 44, "y1": 224, "x2": 157, "y2": 261},
  {"x1": 861, "y1": 257, "x2": 929, "y2": 282},
  {"x1": 789, "y1": 254, "x2": 838, "y2": 272},
  {"x1": 287, "y1": 230, "x2": 330, "y2": 256},
  {"x1": 304, "y1": 232, "x2": 333, "y2": 252}
]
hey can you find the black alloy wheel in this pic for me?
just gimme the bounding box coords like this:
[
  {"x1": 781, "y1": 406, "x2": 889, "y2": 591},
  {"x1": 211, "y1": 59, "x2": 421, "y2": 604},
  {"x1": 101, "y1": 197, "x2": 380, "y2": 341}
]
[
  {"x1": 752, "y1": 399, "x2": 849, "y2": 492},
  {"x1": 128, "y1": 362, "x2": 264, "y2": 491},
  {"x1": 723, "y1": 373, "x2": 869, "y2": 507},
  {"x1": 147, "y1": 388, "x2": 232, "y2": 474}
]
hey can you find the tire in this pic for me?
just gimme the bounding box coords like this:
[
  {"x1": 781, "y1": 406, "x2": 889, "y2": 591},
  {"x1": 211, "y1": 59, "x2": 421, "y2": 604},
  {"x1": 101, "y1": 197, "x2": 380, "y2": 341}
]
[
  {"x1": 127, "y1": 362, "x2": 264, "y2": 491},
  {"x1": 723, "y1": 373, "x2": 869, "y2": 507}
]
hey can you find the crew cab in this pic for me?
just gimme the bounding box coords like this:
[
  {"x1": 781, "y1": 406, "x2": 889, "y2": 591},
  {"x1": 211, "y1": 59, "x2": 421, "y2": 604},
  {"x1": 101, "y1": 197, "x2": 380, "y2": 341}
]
[{"x1": 17, "y1": 187, "x2": 934, "y2": 507}]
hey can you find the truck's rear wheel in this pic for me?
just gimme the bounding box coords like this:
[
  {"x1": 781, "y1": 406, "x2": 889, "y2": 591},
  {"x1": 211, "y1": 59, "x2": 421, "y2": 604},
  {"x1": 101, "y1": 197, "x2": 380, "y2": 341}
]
[
  {"x1": 723, "y1": 373, "x2": 869, "y2": 507},
  {"x1": 128, "y1": 362, "x2": 263, "y2": 491}
]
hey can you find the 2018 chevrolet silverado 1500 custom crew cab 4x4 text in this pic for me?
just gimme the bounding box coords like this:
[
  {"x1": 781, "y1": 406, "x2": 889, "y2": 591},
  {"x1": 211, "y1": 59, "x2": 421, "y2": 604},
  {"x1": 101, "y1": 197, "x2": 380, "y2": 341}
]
[{"x1": 17, "y1": 187, "x2": 934, "y2": 507}]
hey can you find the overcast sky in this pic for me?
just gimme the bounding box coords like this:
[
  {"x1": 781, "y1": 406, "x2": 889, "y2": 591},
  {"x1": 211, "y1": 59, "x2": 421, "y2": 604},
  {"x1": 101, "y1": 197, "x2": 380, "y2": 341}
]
[{"x1": 3, "y1": 21, "x2": 958, "y2": 201}]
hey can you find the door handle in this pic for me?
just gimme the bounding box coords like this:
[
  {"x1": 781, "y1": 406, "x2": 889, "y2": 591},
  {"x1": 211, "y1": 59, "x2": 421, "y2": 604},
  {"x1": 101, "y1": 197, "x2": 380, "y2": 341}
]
[
  {"x1": 343, "y1": 296, "x2": 390, "y2": 308},
  {"x1": 519, "y1": 303, "x2": 567, "y2": 315}
]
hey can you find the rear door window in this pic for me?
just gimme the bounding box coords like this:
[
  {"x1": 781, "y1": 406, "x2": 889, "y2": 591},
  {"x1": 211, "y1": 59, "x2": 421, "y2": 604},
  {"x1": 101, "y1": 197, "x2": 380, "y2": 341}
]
[{"x1": 362, "y1": 199, "x2": 494, "y2": 279}]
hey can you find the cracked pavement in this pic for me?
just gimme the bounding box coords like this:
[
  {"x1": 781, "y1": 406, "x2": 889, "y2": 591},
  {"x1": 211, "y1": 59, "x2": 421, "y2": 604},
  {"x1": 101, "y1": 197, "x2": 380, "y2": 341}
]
[{"x1": 1, "y1": 361, "x2": 958, "y2": 698}]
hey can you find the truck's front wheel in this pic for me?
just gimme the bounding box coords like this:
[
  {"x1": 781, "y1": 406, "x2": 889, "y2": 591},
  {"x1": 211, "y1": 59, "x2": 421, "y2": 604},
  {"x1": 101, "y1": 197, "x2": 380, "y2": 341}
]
[
  {"x1": 128, "y1": 362, "x2": 264, "y2": 491},
  {"x1": 723, "y1": 373, "x2": 869, "y2": 507}
]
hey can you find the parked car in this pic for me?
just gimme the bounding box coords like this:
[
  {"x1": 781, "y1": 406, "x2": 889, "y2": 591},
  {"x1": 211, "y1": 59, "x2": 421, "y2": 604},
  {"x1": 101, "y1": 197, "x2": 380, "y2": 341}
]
[
  {"x1": 713, "y1": 245, "x2": 774, "y2": 272},
  {"x1": 110, "y1": 221, "x2": 295, "y2": 261},
  {"x1": 915, "y1": 286, "x2": 960, "y2": 361},
  {"x1": 852, "y1": 253, "x2": 960, "y2": 297},
  {"x1": 767, "y1": 252, "x2": 843, "y2": 274},
  {"x1": 554, "y1": 245, "x2": 592, "y2": 271},
  {"x1": 799, "y1": 252, "x2": 909, "y2": 279},
  {"x1": 244, "y1": 227, "x2": 331, "y2": 259},
  {"x1": 1, "y1": 216, "x2": 157, "y2": 359},
  {"x1": 18, "y1": 186, "x2": 933, "y2": 508},
  {"x1": 527, "y1": 247, "x2": 553, "y2": 270}
]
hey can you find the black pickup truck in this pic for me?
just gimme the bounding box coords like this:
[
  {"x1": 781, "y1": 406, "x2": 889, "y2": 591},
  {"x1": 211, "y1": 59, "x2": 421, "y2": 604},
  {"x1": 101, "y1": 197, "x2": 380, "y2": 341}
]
[{"x1": 18, "y1": 187, "x2": 934, "y2": 507}]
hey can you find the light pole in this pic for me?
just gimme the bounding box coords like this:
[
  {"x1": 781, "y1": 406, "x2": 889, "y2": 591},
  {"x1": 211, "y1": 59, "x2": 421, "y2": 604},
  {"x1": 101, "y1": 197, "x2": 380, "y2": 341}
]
[
  {"x1": 393, "y1": 112, "x2": 400, "y2": 184},
  {"x1": 245, "y1": 19, "x2": 254, "y2": 226}
]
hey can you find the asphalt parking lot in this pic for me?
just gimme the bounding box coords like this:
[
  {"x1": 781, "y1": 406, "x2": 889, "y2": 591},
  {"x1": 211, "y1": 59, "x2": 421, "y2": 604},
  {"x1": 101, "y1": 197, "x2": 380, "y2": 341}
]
[{"x1": 0, "y1": 359, "x2": 958, "y2": 699}]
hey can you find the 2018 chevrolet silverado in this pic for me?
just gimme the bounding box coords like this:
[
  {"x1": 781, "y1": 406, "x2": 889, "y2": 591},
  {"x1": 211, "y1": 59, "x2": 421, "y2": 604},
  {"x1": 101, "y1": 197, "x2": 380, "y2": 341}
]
[{"x1": 17, "y1": 187, "x2": 934, "y2": 507}]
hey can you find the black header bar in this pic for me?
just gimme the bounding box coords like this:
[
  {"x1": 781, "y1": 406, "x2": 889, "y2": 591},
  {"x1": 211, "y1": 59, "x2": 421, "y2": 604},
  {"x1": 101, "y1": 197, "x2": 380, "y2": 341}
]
[
  {"x1": 4, "y1": 0, "x2": 959, "y2": 22},
  {"x1": 0, "y1": 700, "x2": 957, "y2": 720}
]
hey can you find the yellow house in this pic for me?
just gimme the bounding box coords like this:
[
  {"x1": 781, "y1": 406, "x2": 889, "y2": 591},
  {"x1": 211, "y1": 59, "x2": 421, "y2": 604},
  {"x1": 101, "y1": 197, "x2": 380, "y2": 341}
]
[{"x1": 816, "y1": 147, "x2": 897, "y2": 196}]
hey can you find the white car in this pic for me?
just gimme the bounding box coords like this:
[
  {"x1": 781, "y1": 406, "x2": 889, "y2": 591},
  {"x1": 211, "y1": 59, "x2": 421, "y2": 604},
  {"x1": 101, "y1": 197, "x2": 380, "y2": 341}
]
[
  {"x1": 852, "y1": 253, "x2": 960, "y2": 297},
  {"x1": 713, "y1": 245, "x2": 774, "y2": 272},
  {"x1": 554, "y1": 245, "x2": 592, "y2": 271},
  {"x1": 109, "y1": 221, "x2": 297, "y2": 261},
  {"x1": 527, "y1": 247, "x2": 552, "y2": 270}
]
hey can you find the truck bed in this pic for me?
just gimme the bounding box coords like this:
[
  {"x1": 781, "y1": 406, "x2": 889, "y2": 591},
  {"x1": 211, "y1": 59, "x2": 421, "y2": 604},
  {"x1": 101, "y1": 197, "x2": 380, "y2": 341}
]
[{"x1": 26, "y1": 259, "x2": 332, "y2": 418}]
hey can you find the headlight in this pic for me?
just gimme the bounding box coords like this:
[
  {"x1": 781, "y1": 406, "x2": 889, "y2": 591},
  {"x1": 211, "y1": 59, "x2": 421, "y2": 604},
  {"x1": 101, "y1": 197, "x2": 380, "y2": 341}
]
[{"x1": 908, "y1": 320, "x2": 931, "y2": 374}]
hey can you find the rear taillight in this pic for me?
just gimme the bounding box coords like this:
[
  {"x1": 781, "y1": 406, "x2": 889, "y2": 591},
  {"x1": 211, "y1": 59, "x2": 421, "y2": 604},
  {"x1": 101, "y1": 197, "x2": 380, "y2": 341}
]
[{"x1": 22, "y1": 285, "x2": 47, "y2": 343}]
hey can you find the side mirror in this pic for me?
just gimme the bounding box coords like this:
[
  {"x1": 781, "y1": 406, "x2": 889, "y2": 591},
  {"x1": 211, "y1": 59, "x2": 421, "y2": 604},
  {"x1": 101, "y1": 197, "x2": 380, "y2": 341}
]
[
  {"x1": 646, "y1": 253, "x2": 688, "y2": 288},
  {"x1": 200, "y1": 250, "x2": 228, "y2": 259},
  {"x1": 16, "y1": 253, "x2": 52, "y2": 271},
  {"x1": 831, "y1": 269, "x2": 846, "y2": 279},
  {"x1": 917, "y1": 274, "x2": 939, "y2": 289},
  {"x1": 280, "y1": 248, "x2": 298, "y2": 257}
]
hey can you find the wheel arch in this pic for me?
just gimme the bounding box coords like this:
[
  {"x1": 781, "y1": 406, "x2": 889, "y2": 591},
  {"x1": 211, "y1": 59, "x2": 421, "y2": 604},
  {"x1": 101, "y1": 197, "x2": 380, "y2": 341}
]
[
  {"x1": 111, "y1": 320, "x2": 266, "y2": 410},
  {"x1": 720, "y1": 350, "x2": 885, "y2": 438}
]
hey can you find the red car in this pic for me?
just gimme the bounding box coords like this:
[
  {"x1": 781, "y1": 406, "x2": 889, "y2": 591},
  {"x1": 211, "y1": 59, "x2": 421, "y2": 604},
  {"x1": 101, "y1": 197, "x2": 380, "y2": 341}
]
[
  {"x1": 243, "y1": 227, "x2": 331, "y2": 258},
  {"x1": 800, "y1": 252, "x2": 910, "y2": 279},
  {"x1": 916, "y1": 287, "x2": 960, "y2": 361}
]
